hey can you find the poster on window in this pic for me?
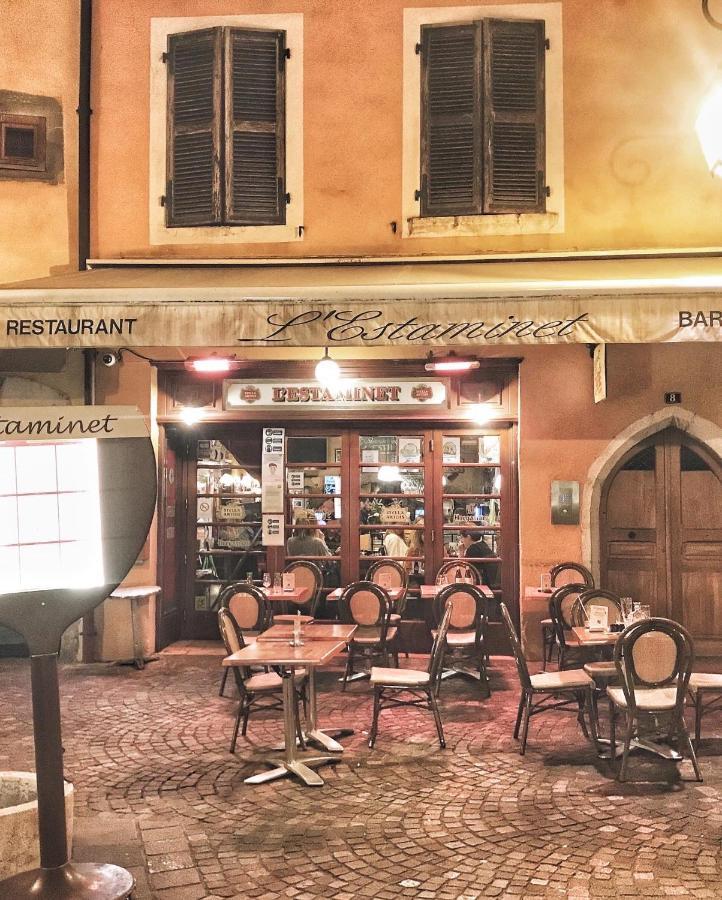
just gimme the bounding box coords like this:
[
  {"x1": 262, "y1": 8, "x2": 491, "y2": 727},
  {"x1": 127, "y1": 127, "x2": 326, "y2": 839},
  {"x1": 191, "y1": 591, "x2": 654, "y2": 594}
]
[
  {"x1": 442, "y1": 437, "x2": 461, "y2": 463},
  {"x1": 262, "y1": 513, "x2": 284, "y2": 546},
  {"x1": 261, "y1": 427, "x2": 284, "y2": 513},
  {"x1": 287, "y1": 470, "x2": 304, "y2": 493}
]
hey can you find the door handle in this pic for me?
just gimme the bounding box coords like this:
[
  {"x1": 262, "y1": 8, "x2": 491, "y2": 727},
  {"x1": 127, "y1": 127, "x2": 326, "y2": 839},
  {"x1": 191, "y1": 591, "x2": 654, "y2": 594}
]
[{"x1": 628, "y1": 531, "x2": 637, "y2": 539}]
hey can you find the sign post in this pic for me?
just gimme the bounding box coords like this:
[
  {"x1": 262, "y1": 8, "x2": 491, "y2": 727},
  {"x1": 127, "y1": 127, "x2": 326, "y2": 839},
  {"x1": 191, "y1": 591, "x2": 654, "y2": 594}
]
[{"x1": 0, "y1": 406, "x2": 157, "y2": 899}]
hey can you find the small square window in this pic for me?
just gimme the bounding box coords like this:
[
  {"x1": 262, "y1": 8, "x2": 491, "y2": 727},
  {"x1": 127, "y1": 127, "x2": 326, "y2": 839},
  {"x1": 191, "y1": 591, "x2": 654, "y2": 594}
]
[{"x1": 0, "y1": 113, "x2": 46, "y2": 172}]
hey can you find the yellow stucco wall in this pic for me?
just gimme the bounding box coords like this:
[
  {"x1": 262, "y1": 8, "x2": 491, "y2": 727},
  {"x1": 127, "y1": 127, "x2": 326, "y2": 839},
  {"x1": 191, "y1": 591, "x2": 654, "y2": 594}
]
[
  {"x1": 90, "y1": 0, "x2": 722, "y2": 259},
  {"x1": 0, "y1": 2, "x2": 78, "y2": 282}
]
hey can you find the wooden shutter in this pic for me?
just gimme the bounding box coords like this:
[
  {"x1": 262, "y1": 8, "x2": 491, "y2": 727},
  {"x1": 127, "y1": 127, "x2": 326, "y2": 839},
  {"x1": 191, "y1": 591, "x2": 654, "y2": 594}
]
[
  {"x1": 225, "y1": 28, "x2": 286, "y2": 225},
  {"x1": 166, "y1": 28, "x2": 222, "y2": 226},
  {"x1": 420, "y1": 23, "x2": 482, "y2": 217},
  {"x1": 482, "y1": 18, "x2": 546, "y2": 213}
]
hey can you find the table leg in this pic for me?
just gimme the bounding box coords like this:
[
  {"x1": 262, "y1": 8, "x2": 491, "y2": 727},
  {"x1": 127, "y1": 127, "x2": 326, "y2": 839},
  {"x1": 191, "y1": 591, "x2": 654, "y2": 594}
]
[
  {"x1": 244, "y1": 668, "x2": 341, "y2": 787},
  {"x1": 303, "y1": 667, "x2": 352, "y2": 752}
]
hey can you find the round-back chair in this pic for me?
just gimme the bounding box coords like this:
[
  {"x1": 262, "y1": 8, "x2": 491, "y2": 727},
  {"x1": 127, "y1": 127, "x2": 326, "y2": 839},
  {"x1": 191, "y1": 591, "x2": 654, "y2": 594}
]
[
  {"x1": 549, "y1": 583, "x2": 590, "y2": 669},
  {"x1": 218, "y1": 582, "x2": 271, "y2": 633},
  {"x1": 337, "y1": 581, "x2": 396, "y2": 689},
  {"x1": 571, "y1": 588, "x2": 622, "y2": 628},
  {"x1": 609, "y1": 617, "x2": 701, "y2": 782},
  {"x1": 367, "y1": 558, "x2": 409, "y2": 617},
  {"x1": 549, "y1": 562, "x2": 594, "y2": 588},
  {"x1": 433, "y1": 583, "x2": 490, "y2": 693},
  {"x1": 275, "y1": 560, "x2": 324, "y2": 624},
  {"x1": 435, "y1": 560, "x2": 481, "y2": 585}
]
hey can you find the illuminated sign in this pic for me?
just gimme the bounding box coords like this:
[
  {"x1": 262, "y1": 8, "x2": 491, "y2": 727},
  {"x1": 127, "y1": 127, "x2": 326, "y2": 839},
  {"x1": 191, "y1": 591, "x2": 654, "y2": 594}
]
[{"x1": 224, "y1": 379, "x2": 447, "y2": 410}]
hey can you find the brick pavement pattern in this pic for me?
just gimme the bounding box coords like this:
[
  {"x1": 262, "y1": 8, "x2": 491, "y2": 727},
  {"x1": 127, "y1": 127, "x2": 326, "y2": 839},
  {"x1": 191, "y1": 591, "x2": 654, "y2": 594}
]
[{"x1": 1, "y1": 654, "x2": 722, "y2": 899}]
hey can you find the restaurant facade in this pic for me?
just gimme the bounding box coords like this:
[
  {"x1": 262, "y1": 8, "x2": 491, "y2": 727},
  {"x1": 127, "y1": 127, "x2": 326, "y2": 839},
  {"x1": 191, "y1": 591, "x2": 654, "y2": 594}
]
[{"x1": 1, "y1": 0, "x2": 722, "y2": 658}]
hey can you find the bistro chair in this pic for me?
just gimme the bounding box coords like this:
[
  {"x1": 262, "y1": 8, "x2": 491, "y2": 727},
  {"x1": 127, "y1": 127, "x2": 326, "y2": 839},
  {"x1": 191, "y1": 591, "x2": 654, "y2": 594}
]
[
  {"x1": 687, "y1": 673, "x2": 722, "y2": 749},
  {"x1": 367, "y1": 558, "x2": 409, "y2": 619},
  {"x1": 500, "y1": 601, "x2": 596, "y2": 756},
  {"x1": 435, "y1": 560, "x2": 482, "y2": 586},
  {"x1": 217, "y1": 582, "x2": 272, "y2": 697},
  {"x1": 608, "y1": 617, "x2": 702, "y2": 782},
  {"x1": 542, "y1": 565, "x2": 593, "y2": 670},
  {"x1": 337, "y1": 581, "x2": 396, "y2": 690},
  {"x1": 217, "y1": 608, "x2": 307, "y2": 754},
  {"x1": 273, "y1": 560, "x2": 323, "y2": 625},
  {"x1": 369, "y1": 600, "x2": 453, "y2": 750},
  {"x1": 548, "y1": 583, "x2": 591, "y2": 670},
  {"x1": 431, "y1": 583, "x2": 490, "y2": 695},
  {"x1": 550, "y1": 562, "x2": 595, "y2": 588}
]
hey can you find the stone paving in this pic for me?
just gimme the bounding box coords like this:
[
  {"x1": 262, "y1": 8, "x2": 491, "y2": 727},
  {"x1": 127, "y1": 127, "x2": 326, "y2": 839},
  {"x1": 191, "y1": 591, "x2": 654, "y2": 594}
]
[{"x1": 2, "y1": 652, "x2": 722, "y2": 899}]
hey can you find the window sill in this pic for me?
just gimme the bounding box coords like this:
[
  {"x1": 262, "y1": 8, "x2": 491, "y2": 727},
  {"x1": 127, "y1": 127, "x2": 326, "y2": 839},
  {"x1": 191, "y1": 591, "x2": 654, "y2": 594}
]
[
  {"x1": 404, "y1": 211, "x2": 561, "y2": 239},
  {"x1": 149, "y1": 221, "x2": 303, "y2": 246}
]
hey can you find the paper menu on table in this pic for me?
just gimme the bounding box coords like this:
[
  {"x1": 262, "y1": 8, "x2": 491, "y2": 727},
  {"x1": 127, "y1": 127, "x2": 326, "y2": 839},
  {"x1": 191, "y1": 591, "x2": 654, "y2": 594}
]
[
  {"x1": 587, "y1": 605, "x2": 609, "y2": 632},
  {"x1": 282, "y1": 572, "x2": 295, "y2": 593}
]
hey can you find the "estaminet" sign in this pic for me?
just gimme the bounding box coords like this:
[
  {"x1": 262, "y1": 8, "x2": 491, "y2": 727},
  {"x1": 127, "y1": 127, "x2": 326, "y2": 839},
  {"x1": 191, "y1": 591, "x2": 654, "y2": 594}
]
[{"x1": 224, "y1": 379, "x2": 447, "y2": 410}]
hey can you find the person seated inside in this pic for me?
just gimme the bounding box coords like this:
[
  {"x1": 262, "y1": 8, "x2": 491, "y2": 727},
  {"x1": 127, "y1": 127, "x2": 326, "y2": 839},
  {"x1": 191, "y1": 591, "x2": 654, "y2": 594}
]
[
  {"x1": 459, "y1": 529, "x2": 499, "y2": 587},
  {"x1": 287, "y1": 509, "x2": 332, "y2": 557},
  {"x1": 383, "y1": 528, "x2": 409, "y2": 558}
]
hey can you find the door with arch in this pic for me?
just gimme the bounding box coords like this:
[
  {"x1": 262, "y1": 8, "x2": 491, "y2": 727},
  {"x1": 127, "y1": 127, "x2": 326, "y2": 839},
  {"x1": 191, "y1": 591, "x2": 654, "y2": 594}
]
[{"x1": 601, "y1": 427, "x2": 722, "y2": 654}]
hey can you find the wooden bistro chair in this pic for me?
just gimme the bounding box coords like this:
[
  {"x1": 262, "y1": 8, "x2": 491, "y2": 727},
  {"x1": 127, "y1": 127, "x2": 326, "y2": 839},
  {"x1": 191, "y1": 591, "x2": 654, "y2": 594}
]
[
  {"x1": 273, "y1": 560, "x2": 323, "y2": 625},
  {"x1": 337, "y1": 581, "x2": 397, "y2": 690},
  {"x1": 369, "y1": 600, "x2": 453, "y2": 750},
  {"x1": 218, "y1": 608, "x2": 307, "y2": 754},
  {"x1": 572, "y1": 589, "x2": 624, "y2": 730},
  {"x1": 541, "y1": 564, "x2": 595, "y2": 670},
  {"x1": 608, "y1": 617, "x2": 702, "y2": 782},
  {"x1": 548, "y1": 583, "x2": 592, "y2": 670},
  {"x1": 432, "y1": 583, "x2": 490, "y2": 696},
  {"x1": 500, "y1": 602, "x2": 596, "y2": 756},
  {"x1": 217, "y1": 582, "x2": 272, "y2": 698},
  {"x1": 435, "y1": 560, "x2": 481, "y2": 586},
  {"x1": 367, "y1": 558, "x2": 408, "y2": 658},
  {"x1": 687, "y1": 673, "x2": 722, "y2": 749}
]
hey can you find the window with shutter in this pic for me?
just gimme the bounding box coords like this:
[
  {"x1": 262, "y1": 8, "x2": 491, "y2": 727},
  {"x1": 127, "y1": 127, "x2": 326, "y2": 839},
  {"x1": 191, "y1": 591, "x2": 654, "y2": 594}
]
[
  {"x1": 418, "y1": 16, "x2": 546, "y2": 219},
  {"x1": 166, "y1": 25, "x2": 286, "y2": 228}
]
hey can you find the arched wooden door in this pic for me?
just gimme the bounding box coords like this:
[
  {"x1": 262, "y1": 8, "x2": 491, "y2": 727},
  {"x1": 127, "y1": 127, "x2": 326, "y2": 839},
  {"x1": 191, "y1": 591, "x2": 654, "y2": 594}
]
[{"x1": 601, "y1": 427, "x2": 722, "y2": 654}]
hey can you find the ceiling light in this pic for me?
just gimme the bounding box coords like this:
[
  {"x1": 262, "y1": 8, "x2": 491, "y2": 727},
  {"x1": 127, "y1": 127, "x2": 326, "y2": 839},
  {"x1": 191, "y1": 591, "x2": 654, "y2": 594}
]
[
  {"x1": 697, "y1": 2, "x2": 722, "y2": 177},
  {"x1": 378, "y1": 465, "x2": 402, "y2": 482},
  {"x1": 315, "y1": 348, "x2": 341, "y2": 386},
  {"x1": 424, "y1": 352, "x2": 480, "y2": 373}
]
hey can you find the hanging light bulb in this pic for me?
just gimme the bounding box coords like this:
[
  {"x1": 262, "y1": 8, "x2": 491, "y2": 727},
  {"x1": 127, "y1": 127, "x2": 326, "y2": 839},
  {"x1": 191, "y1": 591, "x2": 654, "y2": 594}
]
[{"x1": 315, "y1": 347, "x2": 341, "y2": 386}]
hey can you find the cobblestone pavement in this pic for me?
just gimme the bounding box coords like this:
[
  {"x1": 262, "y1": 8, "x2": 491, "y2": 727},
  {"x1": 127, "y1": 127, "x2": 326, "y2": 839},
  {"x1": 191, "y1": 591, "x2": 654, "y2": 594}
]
[{"x1": 2, "y1": 653, "x2": 722, "y2": 899}]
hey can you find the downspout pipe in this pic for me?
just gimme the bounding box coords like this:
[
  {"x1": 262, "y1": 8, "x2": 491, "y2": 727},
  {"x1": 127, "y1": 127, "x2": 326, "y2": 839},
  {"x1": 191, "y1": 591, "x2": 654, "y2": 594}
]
[{"x1": 78, "y1": 0, "x2": 92, "y2": 272}]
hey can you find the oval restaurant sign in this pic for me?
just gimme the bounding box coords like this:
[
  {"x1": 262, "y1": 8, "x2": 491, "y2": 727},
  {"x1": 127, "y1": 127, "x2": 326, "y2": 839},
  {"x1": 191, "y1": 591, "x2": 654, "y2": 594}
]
[{"x1": 224, "y1": 379, "x2": 446, "y2": 410}]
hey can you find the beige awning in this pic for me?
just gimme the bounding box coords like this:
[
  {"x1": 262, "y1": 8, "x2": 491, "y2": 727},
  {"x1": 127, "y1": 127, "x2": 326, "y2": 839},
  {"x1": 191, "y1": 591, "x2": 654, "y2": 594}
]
[{"x1": 1, "y1": 256, "x2": 722, "y2": 348}]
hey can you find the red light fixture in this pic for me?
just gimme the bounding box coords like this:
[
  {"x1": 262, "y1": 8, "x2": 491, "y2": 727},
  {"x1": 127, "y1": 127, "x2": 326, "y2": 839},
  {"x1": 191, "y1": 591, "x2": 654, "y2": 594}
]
[
  {"x1": 424, "y1": 352, "x2": 480, "y2": 374},
  {"x1": 185, "y1": 354, "x2": 238, "y2": 374}
]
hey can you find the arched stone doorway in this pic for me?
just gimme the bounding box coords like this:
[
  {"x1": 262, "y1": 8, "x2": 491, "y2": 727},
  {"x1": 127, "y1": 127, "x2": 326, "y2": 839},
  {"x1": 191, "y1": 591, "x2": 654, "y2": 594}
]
[{"x1": 582, "y1": 409, "x2": 722, "y2": 655}]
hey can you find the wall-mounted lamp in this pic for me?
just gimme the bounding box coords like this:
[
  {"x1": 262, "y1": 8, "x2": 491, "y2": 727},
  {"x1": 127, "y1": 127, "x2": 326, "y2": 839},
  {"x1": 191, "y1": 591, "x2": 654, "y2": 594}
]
[
  {"x1": 467, "y1": 403, "x2": 494, "y2": 425},
  {"x1": 185, "y1": 354, "x2": 238, "y2": 374},
  {"x1": 315, "y1": 347, "x2": 341, "y2": 386},
  {"x1": 180, "y1": 406, "x2": 206, "y2": 426},
  {"x1": 424, "y1": 352, "x2": 480, "y2": 374},
  {"x1": 696, "y1": 1, "x2": 722, "y2": 177}
]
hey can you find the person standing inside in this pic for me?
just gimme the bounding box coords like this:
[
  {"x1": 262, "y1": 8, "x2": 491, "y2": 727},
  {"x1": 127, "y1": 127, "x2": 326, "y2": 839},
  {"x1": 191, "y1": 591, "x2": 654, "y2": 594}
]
[
  {"x1": 383, "y1": 528, "x2": 409, "y2": 559},
  {"x1": 459, "y1": 529, "x2": 499, "y2": 587}
]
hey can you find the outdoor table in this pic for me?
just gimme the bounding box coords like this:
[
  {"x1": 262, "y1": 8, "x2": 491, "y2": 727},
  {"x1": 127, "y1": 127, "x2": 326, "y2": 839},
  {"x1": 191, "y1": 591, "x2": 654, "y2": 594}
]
[
  {"x1": 327, "y1": 586, "x2": 405, "y2": 603},
  {"x1": 420, "y1": 583, "x2": 494, "y2": 601},
  {"x1": 571, "y1": 626, "x2": 620, "y2": 647},
  {"x1": 223, "y1": 637, "x2": 349, "y2": 787},
  {"x1": 261, "y1": 586, "x2": 311, "y2": 603}
]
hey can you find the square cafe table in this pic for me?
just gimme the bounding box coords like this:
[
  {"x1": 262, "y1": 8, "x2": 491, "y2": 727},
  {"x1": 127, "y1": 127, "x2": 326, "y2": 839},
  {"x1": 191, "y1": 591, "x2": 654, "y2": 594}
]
[
  {"x1": 261, "y1": 586, "x2": 311, "y2": 604},
  {"x1": 419, "y1": 583, "x2": 494, "y2": 601},
  {"x1": 223, "y1": 633, "x2": 352, "y2": 787},
  {"x1": 571, "y1": 626, "x2": 620, "y2": 648}
]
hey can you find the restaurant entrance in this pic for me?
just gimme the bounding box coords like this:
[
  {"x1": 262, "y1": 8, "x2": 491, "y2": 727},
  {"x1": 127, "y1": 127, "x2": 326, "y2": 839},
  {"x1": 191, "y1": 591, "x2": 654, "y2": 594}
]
[{"x1": 156, "y1": 359, "x2": 519, "y2": 650}]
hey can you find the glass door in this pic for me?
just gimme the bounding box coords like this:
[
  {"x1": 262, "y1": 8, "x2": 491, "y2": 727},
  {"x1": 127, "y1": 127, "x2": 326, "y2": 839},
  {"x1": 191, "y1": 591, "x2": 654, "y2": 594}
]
[
  {"x1": 435, "y1": 431, "x2": 505, "y2": 598},
  {"x1": 356, "y1": 432, "x2": 430, "y2": 580}
]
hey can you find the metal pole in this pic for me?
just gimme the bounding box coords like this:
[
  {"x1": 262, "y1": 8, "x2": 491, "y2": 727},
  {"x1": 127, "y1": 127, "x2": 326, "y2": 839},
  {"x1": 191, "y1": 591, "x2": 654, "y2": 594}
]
[{"x1": 30, "y1": 653, "x2": 69, "y2": 870}]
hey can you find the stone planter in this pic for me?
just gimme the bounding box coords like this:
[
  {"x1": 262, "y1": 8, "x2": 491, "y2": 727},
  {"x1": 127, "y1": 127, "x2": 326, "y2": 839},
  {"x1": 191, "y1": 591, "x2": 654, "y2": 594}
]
[{"x1": 0, "y1": 772, "x2": 74, "y2": 879}]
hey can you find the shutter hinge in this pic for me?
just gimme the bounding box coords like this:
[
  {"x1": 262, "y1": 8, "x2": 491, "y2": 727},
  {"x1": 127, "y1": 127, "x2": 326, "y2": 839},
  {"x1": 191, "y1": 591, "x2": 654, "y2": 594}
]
[
  {"x1": 160, "y1": 195, "x2": 166, "y2": 207},
  {"x1": 545, "y1": 185, "x2": 551, "y2": 198},
  {"x1": 285, "y1": 48, "x2": 291, "y2": 59},
  {"x1": 414, "y1": 188, "x2": 422, "y2": 201},
  {"x1": 161, "y1": 51, "x2": 168, "y2": 63},
  {"x1": 415, "y1": 42, "x2": 422, "y2": 55},
  {"x1": 285, "y1": 192, "x2": 291, "y2": 204},
  {"x1": 545, "y1": 38, "x2": 551, "y2": 50},
  {"x1": 297, "y1": 225, "x2": 304, "y2": 237}
]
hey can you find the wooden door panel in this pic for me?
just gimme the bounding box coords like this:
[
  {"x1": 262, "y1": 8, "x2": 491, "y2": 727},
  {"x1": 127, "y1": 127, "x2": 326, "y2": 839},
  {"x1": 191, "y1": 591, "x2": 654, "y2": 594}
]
[
  {"x1": 682, "y1": 571, "x2": 722, "y2": 638},
  {"x1": 606, "y1": 471, "x2": 656, "y2": 528},
  {"x1": 681, "y1": 471, "x2": 722, "y2": 528}
]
